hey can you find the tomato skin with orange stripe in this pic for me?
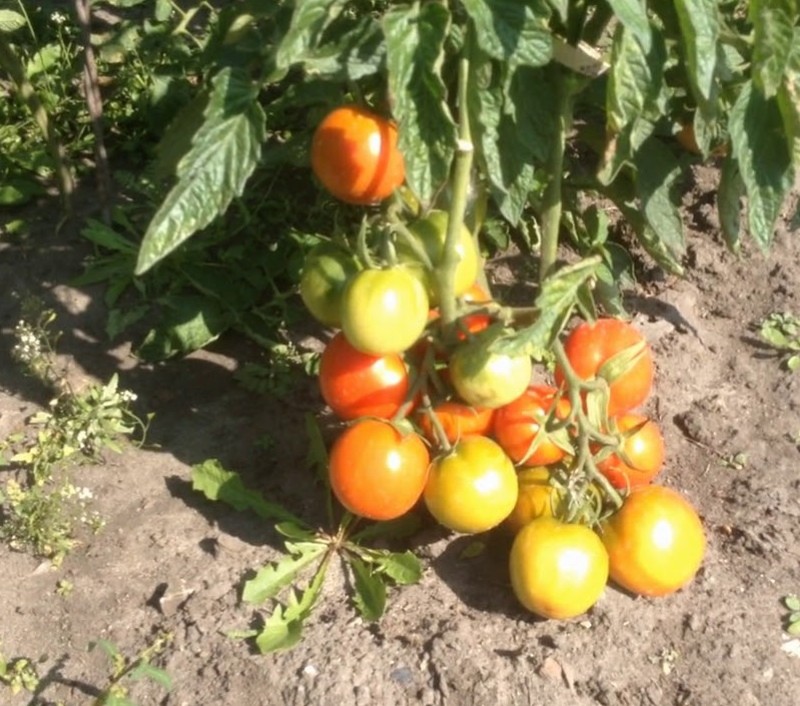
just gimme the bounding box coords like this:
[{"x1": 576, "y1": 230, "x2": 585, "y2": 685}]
[
  {"x1": 311, "y1": 105, "x2": 405, "y2": 205},
  {"x1": 329, "y1": 420, "x2": 430, "y2": 521}
]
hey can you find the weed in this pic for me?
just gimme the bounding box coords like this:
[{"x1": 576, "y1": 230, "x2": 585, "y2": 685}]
[
  {"x1": 0, "y1": 649, "x2": 39, "y2": 696},
  {"x1": 757, "y1": 312, "x2": 800, "y2": 372},
  {"x1": 783, "y1": 595, "x2": 800, "y2": 636}
]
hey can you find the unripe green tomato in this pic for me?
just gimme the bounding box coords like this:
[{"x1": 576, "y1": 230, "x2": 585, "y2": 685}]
[
  {"x1": 300, "y1": 242, "x2": 361, "y2": 327},
  {"x1": 448, "y1": 338, "x2": 532, "y2": 409},
  {"x1": 340, "y1": 267, "x2": 429, "y2": 355},
  {"x1": 397, "y1": 210, "x2": 479, "y2": 304}
]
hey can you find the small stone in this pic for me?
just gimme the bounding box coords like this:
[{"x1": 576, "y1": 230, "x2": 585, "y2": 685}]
[
  {"x1": 302, "y1": 664, "x2": 319, "y2": 678},
  {"x1": 538, "y1": 656, "x2": 563, "y2": 683}
]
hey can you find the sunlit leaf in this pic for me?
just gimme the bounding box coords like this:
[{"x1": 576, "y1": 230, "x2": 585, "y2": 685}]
[
  {"x1": 349, "y1": 556, "x2": 387, "y2": 622},
  {"x1": 242, "y1": 544, "x2": 326, "y2": 605}
]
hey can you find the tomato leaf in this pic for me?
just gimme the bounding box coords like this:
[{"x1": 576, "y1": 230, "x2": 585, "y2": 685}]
[
  {"x1": 273, "y1": 0, "x2": 349, "y2": 73},
  {"x1": 349, "y1": 515, "x2": 421, "y2": 543},
  {"x1": 599, "y1": 25, "x2": 666, "y2": 184},
  {"x1": 384, "y1": 1, "x2": 456, "y2": 205},
  {"x1": 717, "y1": 154, "x2": 745, "y2": 252},
  {"x1": 299, "y1": 15, "x2": 385, "y2": 80},
  {"x1": 673, "y1": 0, "x2": 720, "y2": 110},
  {"x1": 349, "y1": 556, "x2": 387, "y2": 622},
  {"x1": 750, "y1": 0, "x2": 797, "y2": 99},
  {"x1": 490, "y1": 257, "x2": 602, "y2": 357},
  {"x1": 135, "y1": 68, "x2": 266, "y2": 274},
  {"x1": 728, "y1": 81, "x2": 795, "y2": 250},
  {"x1": 461, "y1": 0, "x2": 552, "y2": 68},
  {"x1": 605, "y1": 0, "x2": 652, "y2": 53},
  {"x1": 191, "y1": 459, "x2": 307, "y2": 526},
  {"x1": 633, "y1": 136, "x2": 685, "y2": 265},
  {"x1": 242, "y1": 543, "x2": 327, "y2": 605}
]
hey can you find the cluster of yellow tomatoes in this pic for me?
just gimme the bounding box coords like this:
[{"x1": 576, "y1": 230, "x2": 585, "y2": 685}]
[{"x1": 301, "y1": 103, "x2": 706, "y2": 620}]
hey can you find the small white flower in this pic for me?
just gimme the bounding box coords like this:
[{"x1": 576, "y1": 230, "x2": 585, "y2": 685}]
[
  {"x1": 51, "y1": 11, "x2": 67, "y2": 24},
  {"x1": 77, "y1": 486, "x2": 93, "y2": 501},
  {"x1": 119, "y1": 390, "x2": 138, "y2": 403}
]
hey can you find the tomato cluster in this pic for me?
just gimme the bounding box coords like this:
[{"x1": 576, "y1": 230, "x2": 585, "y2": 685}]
[{"x1": 303, "y1": 104, "x2": 705, "y2": 621}]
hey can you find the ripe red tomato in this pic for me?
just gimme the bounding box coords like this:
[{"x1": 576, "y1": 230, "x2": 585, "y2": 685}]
[
  {"x1": 555, "y1": 318, "x2": 654, "y2": 416},
  {"x1": 417, "y1": 401, "x2": 494, "y2": 445},
  {"x1": 328, "y1": 419, "x2": 430, "y2": 521},
  {"x1": 300, "y1": 241, "x2": 361, "y2": 327},
  {"x1": 423, "y1": 435, "x2": 517, "y2": 533},
  {"x1": 493, "y1": 385, "x2": 571, "y2": 466},
  {"x1": 509, "y1": 518, "x2": 609, "y2": 619},
  {"x1": 397, "y1": 210, "x2": 479, "y2": 303},
  {"x1": 448, "y1": 338, "x2": 532, "y2": 409},
  {"x1": 310, "y1": 105, "x2": 405, "y2": 205},
  {"x1": 596, "y1": 414, "x2": 665, "y2": 489},
  {"x1": 318, "y1": 332, "x2": 409, "y2": 420},
  {"x1": 600, "y1": 485, "x2": 705, "y2": 597},
  {"x1": 340, "y1": 267, "x2": 429, "y2": 355}
]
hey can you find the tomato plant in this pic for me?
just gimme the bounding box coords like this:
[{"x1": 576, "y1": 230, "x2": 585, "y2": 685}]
[
  {"x1": 423, "y1": 435, "x2": 517, "y2": 534},
  {"x1": 417, "y1": 401, "x2": 493, "y2": 446},
  {"x1": 318, "y1": 332, "x2": 409, "y2": 421},
  {"x1": 448, "y1": 337, "x2": 532, "y2": 409},
  {"x1": 555, "y1": 318, "x2": 654, "y2": 417},
  {"x1": 329, "y1": 419, "x2": 430, "y2": 522},
  {"x1": 504, "y1": 467, "x2": 565, "y2": 535},
  {"x1": 509, "y1": 518, "x2": 609, "y2": 620},
  {"x1": 310, "y1": 105, "x2": 405, "y2": 206},
  {"x1": 493, "y1": 385, "x2": 571, "y2": 466},
  {"x1": 596, "y1": 415, "x2": 665, "y2": 489},
  {"x1": 340, "y1": 267, "x2": 429, "y2": 356},
  {"x1": 300, "y1": 241, "x2": 361, "y2": 328},
  {"x1": 601, "y1": 486, "x2": 706, "y2": 597},
  {"x1": 397, "y1": 210, "x2": 479, "y2": 303}
]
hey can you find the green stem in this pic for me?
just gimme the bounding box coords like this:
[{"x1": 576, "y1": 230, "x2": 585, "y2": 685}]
[
  {"x1": 538, "y1": 65, "x2": 574, "y2": 285},
  {"x1": 437, "y1": 51, "x2": 474, "y2": 328},
  {"x1": 0, "y1": 35, "x2": 73, "y2": 212}
]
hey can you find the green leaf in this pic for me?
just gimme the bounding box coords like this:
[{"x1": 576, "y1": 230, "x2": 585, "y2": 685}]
[
  {"x1": 135, "y1": 68, "x2": 266, "y2": 274},
  {"x1": 599, "y1": 25, "x2": 666, "y2": 183},
  {"x1": 350, "y1": 514, "x2": 421, "y2": 543},
  {"x1": 374, "y1": 550, "x2": 423, "y2": 585},
  {"x1": 728, "y1": 81, "x2": 795, "y2": 249},
  {"x1": 191, "y1": 459, "x2": 306, "y2": 526},
  {"x1": 0, "y1": 10, "x2": 25, "y2": 33},
  {"x1": 242, "y1": 544, "x2": 326, "y2": 605},
  {"x1": 788, "y1": 355, "x2": 800, "y2": 372},
  {"x1": 788, "y1": 619, "x2": 800, "y2": 636},
  {"x1": 274, "y1": 0, "x2": 349, "y2": 72},
  {"x1": 717, "y1": 154, "x2": 745, "y2": 252},
  {"x1": 751, "y1": 0, "x2": 797, "y2": 98},
  {"x1": 300, "y1": 16, "x2": 385, "y2": 80},
  {"x1": 606, "y1": 0, "x2": 652, "y2": 52},
  {"x1": 305, "y1": 413, "x2": 328, "y2": 485},
  {"x1": 461, "y1": 0, "x2": 552, "y2": 68},
  {"x1": 633, "y1": 136, "x2": 685, "y2": 264},
  {"x1": 255, "y1": 605, "x2": 305, "y2": 653},
  {"x1": 128, "y1": 663, "x2": 173, "y2": 691},
  {"x1": 673, "y1": 0, "x2": 720, "y2": 108},
  {"x1": 349, "y1": 556, "x2": 387, "y2": 622},
  {"x1": 776, "y1": 32, "x2": 800, "y2": 165},
  {"x1": 384, "y1": 2, "x2": 456, "y2": 204},
  {"x1": 490, "y1": 257, "x2": 602, "y2": 357}
]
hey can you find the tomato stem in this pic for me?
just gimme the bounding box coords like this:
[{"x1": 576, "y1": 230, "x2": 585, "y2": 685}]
[
  {"x1": 538, "y1": 65, "x2": 575, "y2": 284},
  {"x1": 389, "y1": 216, "x2": 435, "y2": 270},
  {"x1": 437, "y1": 49, "x2": 474, "y2": 330}
]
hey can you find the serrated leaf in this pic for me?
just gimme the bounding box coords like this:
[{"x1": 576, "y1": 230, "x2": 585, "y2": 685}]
[
  {"x1": 729, "y1": 81, "x2": 795, "y2": 250},
  {"x1": 633, "y1": 136, "x2": 685, "y2": 264},
  {"x1": 674, "y1": 0, "x2": 720, "y2": 108},
  {"x1": 600, "y1": 26, "x2": 665, "y2": 183},
  {"x1": 191, "y1": 459, "x2": 306, "y2": 526},
  {"x1": 301, "y1": 16, "x2": 385, "y2": 80},
  {"x1": 717, "y1": 154, "x2": 745, "y2": 252},
  {"x1": 255, "y1": 605, "x2": 305, "y2": 653},
  {"x1": 490, "y1": 257, "x2": 602, "y2": 357},
  {"x1": 373, "y1": 550, "x2": 424, "y2": 585},
  {"x1": 384, "y1": 2, "x2": 456, "y2": 204},
  {"x1": 128, "y1": 663, "x2": 173, "y2": 691},
  {"x1": 751, "y1": 0, "x2": 796, "y2": 98},
  {"x1": 135, "y1": 68, "x2": 265, "y2": 274},
  {"x1": 0, "y1": 10, "x2": 25, "y2": 33},
  {"x1": 349, "y1": 556, "x2": 387, "y2": 622},
  {"x1": 461, "y1": 0, "x2": 552, "y2": 68},
  {"x1": 274, "y1": 0, "x2": 349, "y2": 72},
  {"x1": 606, "y1": 0, "x2": 652, "y2": 52},
  {"x1": 242, "y1": 544, "x2": 326, "y2": 605}
]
